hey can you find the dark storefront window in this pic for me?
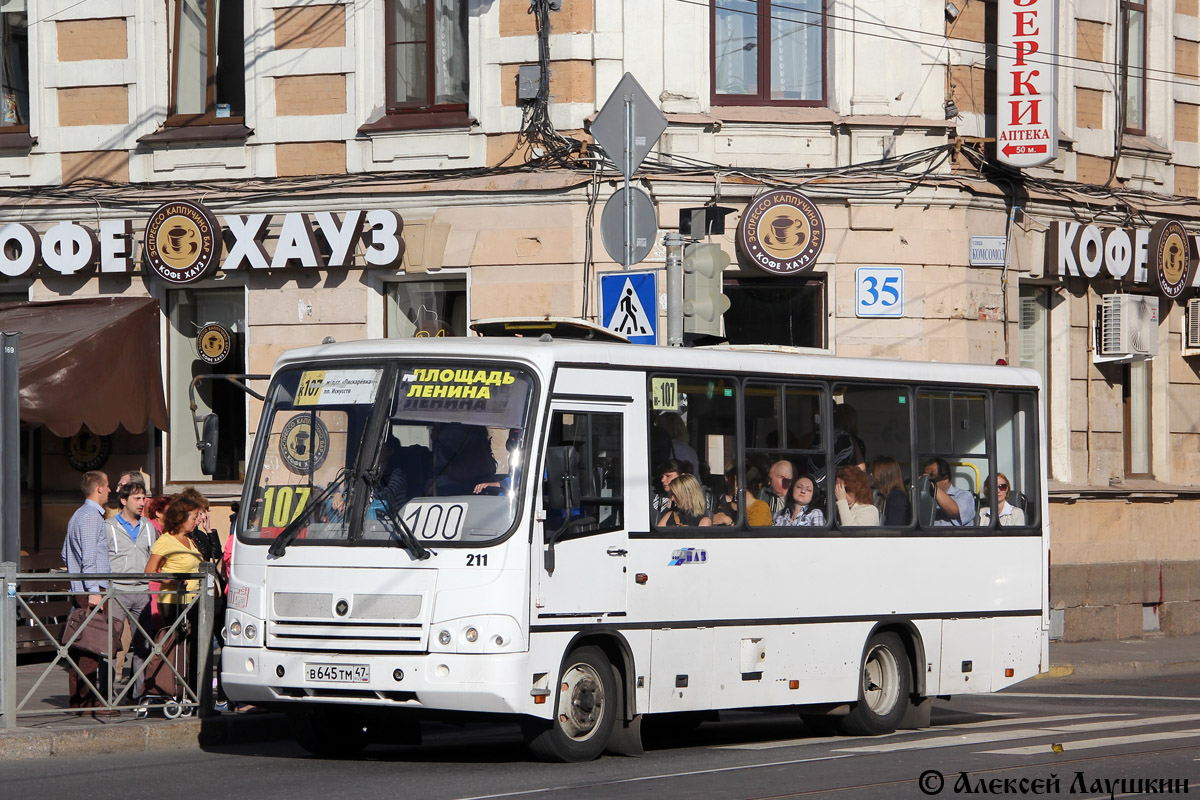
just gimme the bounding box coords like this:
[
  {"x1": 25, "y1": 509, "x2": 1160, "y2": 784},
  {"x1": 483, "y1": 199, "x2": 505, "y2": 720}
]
[
  {"x1": 168, "y1": 288, "x2": 246, "y2": 482},
  {"x1": 723, "y1": 275, "x2": 825, "y2": 348}
]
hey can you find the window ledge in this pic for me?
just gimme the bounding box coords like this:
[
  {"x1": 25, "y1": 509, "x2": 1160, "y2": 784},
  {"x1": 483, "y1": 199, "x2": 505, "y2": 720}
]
[
  {"x1": 1048, "y1": 479, "x2": 1200, "y2": 501},
  {"x1": 1119, "y1": 135, "x2": 1172, "y2": 159},
  {"x1": 0, "y1": 130, "x2": 35, "y2": 152},
  {"x1": 137, "y1": 123, "x2": 254, "y2": 146},
  {"x1": 358, "y1": 111, "x2": 475, "y2": 136}
]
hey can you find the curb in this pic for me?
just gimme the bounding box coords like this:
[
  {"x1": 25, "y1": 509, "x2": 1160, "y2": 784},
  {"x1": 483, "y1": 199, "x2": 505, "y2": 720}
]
[
  {"x1": 0, "y1": 713, "x2": 290, "y2": 761},
  {"x1": 1046, "y1": 660, "x2": 1200, "y2": 680}
]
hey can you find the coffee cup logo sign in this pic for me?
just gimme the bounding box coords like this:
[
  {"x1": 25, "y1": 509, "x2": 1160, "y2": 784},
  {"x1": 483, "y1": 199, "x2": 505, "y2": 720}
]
[
  {"x1": 196, "y1": 323, "x2": 232, "y2": 365},
  {"x1": 1047, "y1": 220, "x2": 1200, "y2": 298},
  {"x1": 0, "y1": 201, "x2": 406, "y2": 283},
  {"x1": 737, "y1": 190, "x2": 826, "y2": 275},
  {"x1": 145, "y1": 201, "x2": 222, "y2": 284},
  {"x1": 1150, "y1": 220, "x2": 1195, "y2": 299},
  {"x1": 279, "y1": 415, "x2": 329, "y2": 475}
]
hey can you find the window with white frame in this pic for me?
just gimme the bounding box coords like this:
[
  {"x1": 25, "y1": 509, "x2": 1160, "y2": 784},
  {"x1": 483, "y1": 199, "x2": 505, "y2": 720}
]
[
  {"x1": 1121, "y1": 0, "x2": 1146, "y2": 134},
  {"x1": 386, "y1": 279, "x2": 467, "y2": 338},
  {"x1": 0, "y1": 6, "x2": 28, "y2": 129},
  {"x1": 168, "y1": 0, "x2": 245, "y2": 124},
  {"x1": 1124, "y1": 359, "x2": 1151, "y2": 477},
  {"x1": 712, "y1": 0, "x2": 826, "y2": 106}
]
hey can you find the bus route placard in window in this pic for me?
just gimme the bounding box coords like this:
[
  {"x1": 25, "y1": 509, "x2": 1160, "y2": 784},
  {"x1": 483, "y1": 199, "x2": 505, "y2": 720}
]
[
  {"x1": 651, "y1": 378, "x2": 679, "y2": 412},
  {"x1": 295, "y1": 369, "x2": 381, "y2": 406}
]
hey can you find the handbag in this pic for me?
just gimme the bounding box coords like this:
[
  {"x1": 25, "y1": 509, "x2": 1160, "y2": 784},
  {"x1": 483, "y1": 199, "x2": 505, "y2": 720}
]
[{"x1": 63, "y1": 603, "x2": 125, "y2": 659}]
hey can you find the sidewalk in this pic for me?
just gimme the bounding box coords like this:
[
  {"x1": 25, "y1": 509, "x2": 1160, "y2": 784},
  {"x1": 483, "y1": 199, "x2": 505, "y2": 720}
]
[{"x1": 3, "y1": 634, "x2": 1199, "y2": 761}]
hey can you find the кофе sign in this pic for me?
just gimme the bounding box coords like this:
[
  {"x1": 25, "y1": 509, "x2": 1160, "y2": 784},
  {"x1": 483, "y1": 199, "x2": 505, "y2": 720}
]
[
  {"x1": 1047, "y1": 220, "x2": 1199, "y2": 298},
  {"x1": 737, "y1": 189, "x2": 826, "y2": 275},
  {"x1": 0, "y1": 200, "x2": 406, "y2": 284}
]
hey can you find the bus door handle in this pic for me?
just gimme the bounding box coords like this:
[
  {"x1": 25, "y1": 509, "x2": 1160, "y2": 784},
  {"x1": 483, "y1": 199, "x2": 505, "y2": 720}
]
[{"x1": 606, "y1": 547, "x2": 628, "y2": 557}]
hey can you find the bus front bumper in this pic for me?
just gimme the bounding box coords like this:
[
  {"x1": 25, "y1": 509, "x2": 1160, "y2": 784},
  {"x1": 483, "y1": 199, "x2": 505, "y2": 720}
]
[{"x1": 220, "y1": 647, "x2": 537, "y2": 716}]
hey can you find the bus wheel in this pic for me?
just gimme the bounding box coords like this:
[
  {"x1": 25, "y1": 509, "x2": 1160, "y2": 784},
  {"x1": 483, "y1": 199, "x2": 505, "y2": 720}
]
[
  {"x1": 839, "y1": 632, "x2": 911, "y2": 736},
  {"x1": 289, "y1": 708, "x2": 371, "y2": 758},
  {"x1": 522, "y1": 646, "x2": 617, "y2": 762}
]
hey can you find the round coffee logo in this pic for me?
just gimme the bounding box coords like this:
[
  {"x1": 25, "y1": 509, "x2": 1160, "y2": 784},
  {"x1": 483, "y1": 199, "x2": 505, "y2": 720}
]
[
  {"x1": 1150, "y1": 219, "x2": 1194, "y2": 299},
  {"x1": 197, "y1": 323, "x2": 232, "y2": 365},
  {"x1": 279, "y1": 415, "x2": 329, "y2": 475},
  {"x1": 143, "y1": 200, "x2": 222, "y2": 284},
  {"x1": 64, "y1": 428, "x2": 111, "y2": 472},
  {"x1": 737, "y1": 190, "x2": 826, "y2": 275}
]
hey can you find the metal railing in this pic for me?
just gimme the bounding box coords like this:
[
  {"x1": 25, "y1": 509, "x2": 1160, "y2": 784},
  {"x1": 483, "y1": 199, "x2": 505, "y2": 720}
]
[{"x1": 0, "y1": 563, "x2": 216, "y2": 729}]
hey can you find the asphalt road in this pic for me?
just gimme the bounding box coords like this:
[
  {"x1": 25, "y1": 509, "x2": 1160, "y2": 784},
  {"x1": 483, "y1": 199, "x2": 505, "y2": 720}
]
[{"x1": 5, "y1": 673, "x2": 1200, "y2": 800}]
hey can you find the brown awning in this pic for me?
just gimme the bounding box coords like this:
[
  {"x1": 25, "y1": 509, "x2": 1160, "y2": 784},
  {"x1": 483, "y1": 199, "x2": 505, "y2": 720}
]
[{"x1": 0, "y1": 296, "x2": 169, "y2": 437}]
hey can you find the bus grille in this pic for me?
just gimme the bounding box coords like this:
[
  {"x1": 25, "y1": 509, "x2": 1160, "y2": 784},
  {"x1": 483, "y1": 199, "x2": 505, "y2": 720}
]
[
  {"x1": 268, "y1": 591, "x2": 427, "y2": 652},
  {"x1": 267, "y1": 619, "x2": 425, "y2": 653}
]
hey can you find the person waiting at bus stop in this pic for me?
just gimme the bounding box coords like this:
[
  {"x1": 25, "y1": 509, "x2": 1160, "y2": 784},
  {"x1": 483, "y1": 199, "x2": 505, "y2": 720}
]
[{"x1": 922, "y1": 457, "x2": 976, "y2": 527}]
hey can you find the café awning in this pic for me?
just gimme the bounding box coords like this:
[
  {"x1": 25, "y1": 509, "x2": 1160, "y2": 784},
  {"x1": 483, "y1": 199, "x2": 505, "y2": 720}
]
[{"x1": 0, "y1": 296, "x2": 169, "y2": 437}]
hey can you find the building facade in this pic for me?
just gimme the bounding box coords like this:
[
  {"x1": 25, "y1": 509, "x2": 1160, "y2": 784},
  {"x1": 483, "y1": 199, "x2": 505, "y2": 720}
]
[{"x1": 2, "y1": 0, "x2": 1200, "y2": 641}]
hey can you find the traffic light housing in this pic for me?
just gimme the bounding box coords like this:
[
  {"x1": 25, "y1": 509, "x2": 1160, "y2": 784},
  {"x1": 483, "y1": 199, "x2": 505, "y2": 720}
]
[{"x1": 682, "y1": 242, "x2": 731, "y2": 337}]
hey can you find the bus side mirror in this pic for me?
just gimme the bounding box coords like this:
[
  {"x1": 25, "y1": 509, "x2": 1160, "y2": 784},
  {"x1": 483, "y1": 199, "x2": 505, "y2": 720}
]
[
  {"x1": 544, "y1": 445, "x2": 580, "y2": 511},
  {"x1": 198, "y1": 414, "x2": 219, "y2": 476}
]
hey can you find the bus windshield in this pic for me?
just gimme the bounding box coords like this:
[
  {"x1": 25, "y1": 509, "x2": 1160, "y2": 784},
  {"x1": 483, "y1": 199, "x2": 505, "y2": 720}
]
[{"x1": 241, "y1": 362, "x2": 536, "y2": 548}]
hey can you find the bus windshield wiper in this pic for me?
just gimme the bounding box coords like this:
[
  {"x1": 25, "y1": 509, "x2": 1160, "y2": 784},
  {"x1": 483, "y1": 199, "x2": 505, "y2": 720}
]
[
  {"x1": 365, "y1": 471, "x2": 434, "y2": 561},
  {"x1": 268, "y1": 468, "x2": 352, "y2": 558}
]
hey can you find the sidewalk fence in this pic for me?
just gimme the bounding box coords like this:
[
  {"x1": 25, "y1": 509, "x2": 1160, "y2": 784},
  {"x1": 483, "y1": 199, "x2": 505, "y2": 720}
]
[{"x1": 0, "y1": 562, "x2": 216, "y2": 729}]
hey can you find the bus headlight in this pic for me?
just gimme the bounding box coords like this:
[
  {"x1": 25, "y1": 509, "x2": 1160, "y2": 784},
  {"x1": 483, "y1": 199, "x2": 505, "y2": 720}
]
[
  {"x1": 428, "y1": 616, "x2": 524, "y2": 653},
  {"x1": 244, "y1": 624, "x2": 258, "y2": 641},
  {"x1": 464, "y1": 627, "x2": 479, "y2": 643},
  {"x1": 438, "y1": 630, "x2": 452, "y2": 646},
  {"x1": 229, "y1": 620, "x2": 242, "y2": 637}
]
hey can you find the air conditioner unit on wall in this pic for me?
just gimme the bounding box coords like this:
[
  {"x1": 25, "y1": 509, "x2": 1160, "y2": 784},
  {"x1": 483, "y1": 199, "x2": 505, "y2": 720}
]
[
  {"x1": 1094, "y1": 294, "x2": 1158, "y2": 363},
  {"x1": 1185, "y1": 298, "x2": 1200, "y2": 356}
]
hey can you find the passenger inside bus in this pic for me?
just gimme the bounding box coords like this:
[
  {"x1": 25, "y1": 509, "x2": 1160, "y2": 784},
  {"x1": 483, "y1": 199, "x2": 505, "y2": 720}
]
[
  {"x1": 430, "y1": 422, "x2": 496, "y2": 496},
  {"x1": 834, "y1": 465, "x2": 879, "y2": 526},
  {"x1": 759, "y1": 459, "x2": 794, "y2": 516},
  {"x1": 654, "y1": 412, "x2": 701, "y2": 477},
  {"x1": 713, "y1": 464, "x2": 772, "y2": 527},
  {"x1": 870, "y1": 457, "x2": 910, "y2": 526},
  {"x1": 922, "y1": 457, "x2": 976, "y2": 526},
  {"x1": 773, "y1": 473, "x2": 825, "y2": 527},
  {"x1": 652, "y1": 458, "x2": 692, "y2": 519},
  {"x1": 657, "y1": 474, "x2": 712, "y2": 527},
  {"x1": 979, "y1": 473, "x2": 1026, "y2": 527}
]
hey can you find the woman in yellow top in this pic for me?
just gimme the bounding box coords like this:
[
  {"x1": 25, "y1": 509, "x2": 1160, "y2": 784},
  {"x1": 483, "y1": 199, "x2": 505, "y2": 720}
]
[{"x1": 146, "y1": 497, "x2": 203, "y2": 629}]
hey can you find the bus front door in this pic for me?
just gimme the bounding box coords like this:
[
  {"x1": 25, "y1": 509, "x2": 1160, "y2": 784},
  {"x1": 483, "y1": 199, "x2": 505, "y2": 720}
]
[{"x1": 535, "y1": 400, "x2": 632, "y2": 618}]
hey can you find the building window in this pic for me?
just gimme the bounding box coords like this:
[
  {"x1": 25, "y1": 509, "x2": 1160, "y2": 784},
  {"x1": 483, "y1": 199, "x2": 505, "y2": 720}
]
[
  {"x1": 712, "y1": 0, "x2": 826, "y2": 106},
  {"x1": 1121, "y1": 0, "x2": 1146, "y2": 134},
  {"x1": 1125, "y1": 359, "x2": 1151, "y2": 477},
  {"x1": 723, "y1": 275, "x2": 825, "y2": 348},
  {"x1": 168, "y1": 288, "x2": 246, "y2": 482},
  {"x1": 386, "y1": 279, "x2": 467, "y2": 338},
  {"x1": 168, "y1": 0, "x2": 244, "y2": 123},
  {"x1": 0, "y1": 8, "x2": 28, "y2": 128},
  {"x1": 385, "y1": 0, "x2": 468, "y2": 123}
]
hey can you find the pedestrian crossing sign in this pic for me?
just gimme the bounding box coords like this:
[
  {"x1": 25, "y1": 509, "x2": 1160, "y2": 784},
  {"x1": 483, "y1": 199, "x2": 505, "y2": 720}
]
[{"x1": 599, "y1": 271, "x2": 658, "y2": 345}]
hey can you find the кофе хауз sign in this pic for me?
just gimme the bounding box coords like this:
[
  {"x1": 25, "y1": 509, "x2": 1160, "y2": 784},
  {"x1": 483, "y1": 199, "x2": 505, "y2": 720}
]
[{"x1": 0, "y1": 200, "x2": 406, "y2": 283}]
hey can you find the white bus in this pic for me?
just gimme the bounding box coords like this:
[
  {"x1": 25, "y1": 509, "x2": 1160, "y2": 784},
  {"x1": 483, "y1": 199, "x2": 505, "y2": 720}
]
[{"x1": 222, "y1": 333, "x2": 1048, "y2": 761}]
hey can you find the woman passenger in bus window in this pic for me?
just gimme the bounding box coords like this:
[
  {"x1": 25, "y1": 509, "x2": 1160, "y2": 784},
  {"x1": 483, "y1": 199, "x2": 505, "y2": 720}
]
[
  {"x1": 657, "y1": 473, "x2": 712, "y2": 527},
  {"x1": 979, "y1": 473, "x2": 1026, "y2": 527},
  {"x1": 870, "y1": 457, "x2": 910, "y2": 526},
  {"x1": 773, "y1": 473, "x2": 825, "y2": 527},
  {"x1": 713, "y1": 464, "x2": 773, "y2": 527},
  {"x1": 834, "y1": 466, "x2": 880, "y2": 527},
  {"x1": 652, "y1": 459, "x2": 691, "y2": 519}
]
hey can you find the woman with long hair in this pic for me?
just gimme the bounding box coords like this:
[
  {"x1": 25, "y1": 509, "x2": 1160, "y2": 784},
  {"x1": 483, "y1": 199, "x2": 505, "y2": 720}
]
[
  {"x1": 658, "y1": 473, "x2": 712, "y2": 527},
  {"x1": 774, "y1": 473, "x2": 825, "y2": 527},
  {"x1": 870, "y1": 457, "x2": 910, "y2": 526},
  {"x1": 835, "y1": 465, "x2": 880, "y2": 527}
]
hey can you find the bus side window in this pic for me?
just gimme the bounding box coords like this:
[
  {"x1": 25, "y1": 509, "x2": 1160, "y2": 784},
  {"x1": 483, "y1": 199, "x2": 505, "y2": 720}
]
[
  {"x1": 993, "y1": 391, "x2": 1039, "y2": 527},
  {"x1": 545, "y1": 411, "x2": 624, "y2": 534}
]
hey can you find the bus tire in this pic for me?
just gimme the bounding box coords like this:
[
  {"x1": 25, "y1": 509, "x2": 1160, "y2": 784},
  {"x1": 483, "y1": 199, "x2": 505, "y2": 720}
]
[
  {"x1": 522, "y1": 646, "x2": 617, "y2": 762},
  {"x1": 289, "y1": 708, "x2": 371, "y2": 758},
  {"x1": 839, "y1": 632, "x2": 912, "y2": 736}
]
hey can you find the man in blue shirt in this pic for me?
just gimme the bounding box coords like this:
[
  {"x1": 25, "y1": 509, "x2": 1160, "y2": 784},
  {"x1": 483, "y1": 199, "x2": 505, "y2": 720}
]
[
  {"x1": 61, "y1": 470, "x2": 111, "y2": 712},
  {"x1": 923, "y1": 457, "x2": 976, "y2": 527}
]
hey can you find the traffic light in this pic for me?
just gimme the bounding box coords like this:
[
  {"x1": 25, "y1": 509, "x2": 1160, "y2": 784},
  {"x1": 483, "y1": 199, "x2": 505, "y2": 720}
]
[{"x1": 682, "y1": 243, "x2": 731, "y2": 337}]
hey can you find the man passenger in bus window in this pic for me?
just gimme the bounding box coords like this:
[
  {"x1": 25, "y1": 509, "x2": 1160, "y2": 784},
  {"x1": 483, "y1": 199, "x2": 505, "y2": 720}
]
[
  {"x1": 922, "y1": 457, "x2": 976, "y2": 526},
  {"x1": 761, "y1": 459, "x2": 794, "y2": 516}
]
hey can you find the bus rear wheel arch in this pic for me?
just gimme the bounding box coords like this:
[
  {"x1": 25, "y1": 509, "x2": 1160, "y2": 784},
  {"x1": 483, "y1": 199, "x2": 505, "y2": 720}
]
[{"x1": 522, "y1": 645, "x2": 618, "y2": 762}]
